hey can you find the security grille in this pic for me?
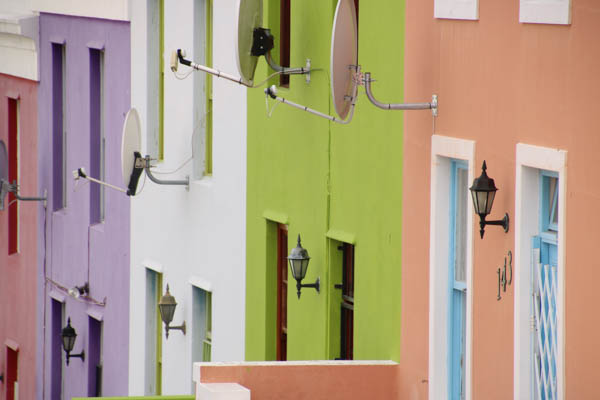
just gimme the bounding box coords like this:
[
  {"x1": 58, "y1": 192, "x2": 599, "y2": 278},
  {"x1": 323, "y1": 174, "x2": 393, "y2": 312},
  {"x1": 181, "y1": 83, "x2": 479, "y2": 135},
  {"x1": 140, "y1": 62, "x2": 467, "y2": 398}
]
[{"x1": 533, "y1": 257, "x2": 557, "y2": 400}]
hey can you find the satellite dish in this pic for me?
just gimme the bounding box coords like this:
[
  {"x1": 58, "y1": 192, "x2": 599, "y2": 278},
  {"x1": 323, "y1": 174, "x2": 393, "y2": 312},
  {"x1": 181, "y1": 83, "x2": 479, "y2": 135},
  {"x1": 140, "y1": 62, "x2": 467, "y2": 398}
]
[
  {"x1": 120, "y1": 108, "x2": 143, "y2": 195},
  {"x1": 235, "y1": 0, "x2": 263, "y2": 85},
  {"x1": 330, "y1": 0, "x2": 358, "y2": 120},
  {"x1": 0, "y1": 140, "x2": 7, "y2": 183}
]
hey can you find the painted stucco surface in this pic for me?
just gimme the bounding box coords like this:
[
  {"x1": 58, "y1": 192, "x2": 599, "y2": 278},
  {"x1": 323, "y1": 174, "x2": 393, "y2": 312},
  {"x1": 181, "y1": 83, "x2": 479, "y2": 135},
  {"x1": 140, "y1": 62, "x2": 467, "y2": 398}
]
[
  {"x1": 128, "y1": 0, "x2": 247, "y2": 395},
  {"x1": 246, "y1": 0, "x2": 405, "y2": 361},
  {"x1": 0, "y1": 73, "x2": 38, "y2": 400},
  {"x1": 38, "y1": 13, "x2": 131, "y2": 399},
  {"x1": 402, "y1": 0, "x2": 600, "y2": 398},
  {"x1": 195, "y1": 361, "x2": 400, "y2": 400}
]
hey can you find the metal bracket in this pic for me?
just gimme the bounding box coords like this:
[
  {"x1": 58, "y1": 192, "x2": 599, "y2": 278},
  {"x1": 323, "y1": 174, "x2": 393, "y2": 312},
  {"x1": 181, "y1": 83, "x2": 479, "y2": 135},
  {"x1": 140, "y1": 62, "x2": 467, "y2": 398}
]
[
  {"x1": 305, "y1": 59, "x2": 311, "y2": 84},
  {"x1": 251, "y1": 28, "x2": 274, "y2": 56}
]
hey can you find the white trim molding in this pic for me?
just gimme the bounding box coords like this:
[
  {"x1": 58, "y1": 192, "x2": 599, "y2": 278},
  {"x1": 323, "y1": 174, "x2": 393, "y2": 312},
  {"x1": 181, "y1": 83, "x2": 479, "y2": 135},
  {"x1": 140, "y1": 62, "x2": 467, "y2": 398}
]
[
  {"x1": 520, "y1": 0, "x2": 571, "y2": 25},
  {"x1": 429, "y1": 135, "x2": 475, "y2": 400},
  {"x1": 434, "y1": 0, "x2": 478, "y2": 20},
  {"x1": 514, "y1": 143, "x2": 567, "y2": 400}
]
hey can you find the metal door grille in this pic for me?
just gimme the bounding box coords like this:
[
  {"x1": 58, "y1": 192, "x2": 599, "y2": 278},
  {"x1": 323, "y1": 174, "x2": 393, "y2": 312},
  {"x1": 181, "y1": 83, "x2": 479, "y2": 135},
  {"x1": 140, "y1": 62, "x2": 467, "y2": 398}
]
[{"x1": 533, "y1": 259, "x2": 557, "y2": 400}]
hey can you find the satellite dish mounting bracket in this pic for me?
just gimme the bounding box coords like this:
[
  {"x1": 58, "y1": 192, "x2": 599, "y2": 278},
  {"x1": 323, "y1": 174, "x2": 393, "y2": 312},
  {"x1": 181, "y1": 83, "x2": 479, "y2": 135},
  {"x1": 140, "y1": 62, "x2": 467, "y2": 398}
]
[
  {"x1": 363, "y1": 72, "x2": 438, "y2": 116},
  {"x1": 251, "y1": 28, "x2": 274, "y2": 56},
  {"x1": 0, "y1": 180, "x2": 47, "y2": 210}
]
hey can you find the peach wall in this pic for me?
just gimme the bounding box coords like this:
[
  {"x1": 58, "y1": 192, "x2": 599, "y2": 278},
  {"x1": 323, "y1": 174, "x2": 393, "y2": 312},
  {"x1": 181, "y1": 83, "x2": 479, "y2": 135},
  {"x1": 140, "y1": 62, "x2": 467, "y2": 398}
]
[
  {"x1": 402, "y1": 0, "x2": 600, "y2": 399},
  {"x1": 0, "y1": 73, "x2": 38, "y2": 400},
  {"x1": 196, "y1": 361, "x2": 400, "y2": 400}
]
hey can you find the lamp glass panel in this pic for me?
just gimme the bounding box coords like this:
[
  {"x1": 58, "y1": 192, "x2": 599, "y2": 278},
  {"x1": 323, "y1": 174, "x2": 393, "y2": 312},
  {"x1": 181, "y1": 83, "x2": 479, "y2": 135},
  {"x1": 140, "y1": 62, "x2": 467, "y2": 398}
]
[
  {"x1": 289, "y1": 259, "x2": 302, "y2": 281},
  {"x1": 300, "y1": 258, "x2": 309, "y2": 280},
  {"x1": 470, "y1": 190, "x2": 479, "y2": 215},
  {"x1": 62, "y1": 334, "x2": 75, "y2": 352},
  {"x1": 485, "y1": 190, "x2": 495, "y2": 215},
  {"x1": 159, "y1": 303, "x2": 176, "y2": 325}
]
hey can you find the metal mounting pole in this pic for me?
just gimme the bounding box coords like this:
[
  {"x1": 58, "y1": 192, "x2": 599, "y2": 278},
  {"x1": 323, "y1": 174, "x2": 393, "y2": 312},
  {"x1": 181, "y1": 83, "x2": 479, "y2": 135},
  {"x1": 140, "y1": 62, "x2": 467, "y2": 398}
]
[{"x1": 364, "y1": 72, "x2": 438, "y2": 116}]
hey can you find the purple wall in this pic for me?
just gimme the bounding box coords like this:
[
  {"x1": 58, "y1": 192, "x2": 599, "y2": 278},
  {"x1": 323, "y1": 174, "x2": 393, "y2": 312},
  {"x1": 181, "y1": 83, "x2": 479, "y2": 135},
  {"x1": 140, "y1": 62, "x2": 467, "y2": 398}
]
[{"x1": 37, "y1": 13, "x2": 131, "y2": 399}]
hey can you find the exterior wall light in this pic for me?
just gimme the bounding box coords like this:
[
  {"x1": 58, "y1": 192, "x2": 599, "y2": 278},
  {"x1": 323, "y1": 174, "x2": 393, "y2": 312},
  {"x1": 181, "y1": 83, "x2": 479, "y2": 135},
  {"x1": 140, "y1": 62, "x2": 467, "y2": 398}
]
[
  {"x1": 288, "y1": 235, "x2": 320, "y2": 299},
  {"x1": 61, "y1": 318, "x2": 85, "y2": 365},
  {"x1": 469, "y1": 161, "x2": 509, "y2": 238},
  {"x1": 158, "y1": 284, "x2": 186, "y2": 339},
  {"x1": 68, "y1": 282, "x2": 89, "y2": 299}
]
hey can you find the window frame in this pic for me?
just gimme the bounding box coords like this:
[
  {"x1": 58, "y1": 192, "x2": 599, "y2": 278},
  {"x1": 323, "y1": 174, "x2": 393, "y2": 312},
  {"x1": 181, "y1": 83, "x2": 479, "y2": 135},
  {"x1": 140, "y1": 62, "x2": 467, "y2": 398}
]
[
  {"x1": 276, "y1": 224, "x2": 288, "y2": 361},
  {"x1": 8, "y1": 97, "x2": 20, "y2": 255},
  {"x1": 519, "y1": 0, "x2": 571, "y2": 25}
]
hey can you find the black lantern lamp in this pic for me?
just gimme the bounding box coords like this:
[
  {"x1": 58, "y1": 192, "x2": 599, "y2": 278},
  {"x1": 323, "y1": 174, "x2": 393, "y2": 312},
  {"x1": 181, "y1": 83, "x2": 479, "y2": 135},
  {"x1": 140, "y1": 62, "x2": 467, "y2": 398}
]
[
  {"x1": 158, "y1": 284, "x2": 186, "y2": 339},
  {"x1": 61, "y1": 318, "x2": 85, "y2": 365},
  {"x1": 288, "y1": 235, "x2": 320, "y2": 299},
  {"x1": 469, "y1": 161, "x2": 509, "y2": 239}
]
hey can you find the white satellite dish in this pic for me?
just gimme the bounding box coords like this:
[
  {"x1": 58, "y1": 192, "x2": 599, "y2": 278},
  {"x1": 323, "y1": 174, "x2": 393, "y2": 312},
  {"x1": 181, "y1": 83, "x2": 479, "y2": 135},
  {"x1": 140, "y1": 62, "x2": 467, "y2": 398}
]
[
  {"x1": 75, "y1": 107, "x2": 189, "y2": 196},
  {"x1": 331, "y1": 0, "x2": 358, "y2": 120},
  {"x1": 121, "y1": 108, "x2": 142, "y2": 190},
  {"x1": 235, "y1": 0, "x2": 262, "y2": 85}
]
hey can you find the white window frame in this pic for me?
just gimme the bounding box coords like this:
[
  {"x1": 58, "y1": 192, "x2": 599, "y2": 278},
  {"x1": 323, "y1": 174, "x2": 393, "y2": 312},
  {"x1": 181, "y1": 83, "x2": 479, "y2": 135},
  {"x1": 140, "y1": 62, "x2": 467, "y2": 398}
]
[
  {"x1": 514, "y1": 143, "x2": 567, "y2": 400},
  {"x1": 428, "y1": 135, "x2": 475, "y2": 400},
  {"x1": 520, "y1": 0, "x2": 571, "y2": 25},
  {"x1": 434, "y1": 0, "x2": 478, "y2": 20}
]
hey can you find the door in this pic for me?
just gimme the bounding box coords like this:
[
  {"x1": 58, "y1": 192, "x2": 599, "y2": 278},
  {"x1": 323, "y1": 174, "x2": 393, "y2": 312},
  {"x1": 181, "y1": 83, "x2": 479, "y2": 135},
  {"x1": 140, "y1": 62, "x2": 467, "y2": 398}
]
[
  {"x1": 6, "y1": 347, "x2": 18, "y2": 400},
  {"x1": 532, "y1": 171, "x2": 558, "y2": 400},
  {"x1": 449, "y1": 160, "x2": 468, "y2": 400}
]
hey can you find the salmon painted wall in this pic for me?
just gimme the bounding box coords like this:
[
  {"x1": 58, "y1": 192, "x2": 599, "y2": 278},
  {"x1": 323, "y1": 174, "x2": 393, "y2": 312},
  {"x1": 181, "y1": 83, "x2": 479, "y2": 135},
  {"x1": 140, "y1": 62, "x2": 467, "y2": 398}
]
[
  {"x1": 0, "y1": 73, "x2": 38, "y2": 400},
  {"x1": 402, "y1": 0, "x2": 600, "y2": 398}
]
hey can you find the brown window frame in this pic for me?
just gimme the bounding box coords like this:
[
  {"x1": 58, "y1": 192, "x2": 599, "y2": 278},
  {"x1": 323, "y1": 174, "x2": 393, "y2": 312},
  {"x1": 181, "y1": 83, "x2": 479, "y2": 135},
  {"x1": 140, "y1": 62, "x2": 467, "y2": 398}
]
[
  {"x1": 276, "y1": 224, "x2": 288, "y2": 360},
  {"x1": 340, "y1": 243, "x2": 354, "y2": 360},
  {"x1": 279, "y1": 0, "x2": 291, "y2": 87}
]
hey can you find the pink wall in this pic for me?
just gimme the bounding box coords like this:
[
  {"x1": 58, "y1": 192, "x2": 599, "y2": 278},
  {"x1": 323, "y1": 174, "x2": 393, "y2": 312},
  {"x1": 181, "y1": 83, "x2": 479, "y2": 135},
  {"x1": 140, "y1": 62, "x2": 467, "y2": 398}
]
[
  {"x1": 197, "y1": 362, "x2": 400, "y2": 400},
  {"x1": 0, "y1": 73, "x2": 38, "y2": 400},
  {"x1": 402, "y1": 0, "x2": 600, "y2": 399}
]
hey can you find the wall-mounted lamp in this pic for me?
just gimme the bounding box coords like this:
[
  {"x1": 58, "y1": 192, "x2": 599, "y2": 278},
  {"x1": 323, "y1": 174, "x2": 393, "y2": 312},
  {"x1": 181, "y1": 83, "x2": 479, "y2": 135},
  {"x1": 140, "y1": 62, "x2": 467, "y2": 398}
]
[
  {"x1": 288, "y1": 235, "x2": 320, "y2": 299},
  {"x1": 158, "y1": 284, "x2": 186, "y2": 339},
  {"x1": 68, "y1": 282, "x2": 89, "y2": 299},
  {"x1": 61, "y1": 318, "x2": 85, "y2": 366},
  {"x1": 469, "y1": 161, "x2": 509, "y2": 239}
]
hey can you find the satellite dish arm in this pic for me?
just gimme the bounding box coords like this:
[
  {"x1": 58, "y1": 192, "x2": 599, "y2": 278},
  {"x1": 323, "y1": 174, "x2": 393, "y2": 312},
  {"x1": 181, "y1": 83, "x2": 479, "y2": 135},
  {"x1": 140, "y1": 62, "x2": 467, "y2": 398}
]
[
  {"x1": 142, "y1": 156, "x2": 189, "y2": 187},
  {"x1": 264, "y1": 51, "x2": 311, "y2": 76},
  {"x1": 364, "y1": 72, "x2": 438, "y2": 116},
  {"x1": 75, "y1": 168, "x2": 128, "y2": 194},
  {"x1": 1, "y1": 180, "x2": 47, "y2": 208},
  {"x1": 174, "y1": 49, "x2": 249, "y2": 86}
]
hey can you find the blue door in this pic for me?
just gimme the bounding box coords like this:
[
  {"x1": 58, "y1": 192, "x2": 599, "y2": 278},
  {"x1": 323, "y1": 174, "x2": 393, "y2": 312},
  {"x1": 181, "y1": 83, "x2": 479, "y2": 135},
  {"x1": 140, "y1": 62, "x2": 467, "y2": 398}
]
[
  {"x1": 532, "y1": 171, "x2": 558, "y2": 400},
  {"x1": 449, "y1": 160, "x2": 468, "y2": 400}
]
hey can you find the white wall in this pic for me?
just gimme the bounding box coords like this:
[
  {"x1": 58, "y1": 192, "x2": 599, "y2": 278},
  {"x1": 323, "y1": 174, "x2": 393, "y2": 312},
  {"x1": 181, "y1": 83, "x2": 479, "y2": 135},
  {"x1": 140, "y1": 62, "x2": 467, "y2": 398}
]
[
  {"x1": 0, "y1": 0, "x2": 130, "y2": 21},
  {"x1": 129, "y1": 0, "x2": 246, "y2": 395}
]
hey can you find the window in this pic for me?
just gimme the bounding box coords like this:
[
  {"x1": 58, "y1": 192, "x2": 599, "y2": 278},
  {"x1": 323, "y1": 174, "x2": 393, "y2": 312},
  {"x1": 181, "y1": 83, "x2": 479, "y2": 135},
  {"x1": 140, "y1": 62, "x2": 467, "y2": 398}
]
[
  {"x1": 50, "y1": 299, "x2": 64, "y2": 400},
  {"x1": 434, "y1": 0, "x2": 478, "y2": 20},
  {"x1": 8, "y1": 98, "x2": 19, "y2": 255},
  {"x1": 147, "y1": 0, "x2": 165, "y2": 160},
  {"x1": 145, "y1": 269, "x2": 162, "y2": 395},
  {"x1": 520, "y1": 0, "x2": 571, "y2": 25},
  {"x1": 52, "y1": 43, "x2": 66, "y2": 211},
  {"x1": 428, "y1": 135, "x2": 474, "y2": 400},
  {"x1": 279, "y1": 0, "x2": 290, "y2": 87},
  {"x1": 89, "y1": 49, "x2": 105, "y2": 224},
  {"x1": 449, "y1": 160, "x2": 468, "y2": 400},
  {"x1": 192, "y1": 0, "x2": 213, "y2": 178},
  {"x1": 276, "y1": 224, "x2": 288, "y2": 360},
  {"x1": 88, "y1": 317, "x2": 103, "y2": 396},
  {"x1": 339, "y1": 243, "x2": 355, "y2": 360}
]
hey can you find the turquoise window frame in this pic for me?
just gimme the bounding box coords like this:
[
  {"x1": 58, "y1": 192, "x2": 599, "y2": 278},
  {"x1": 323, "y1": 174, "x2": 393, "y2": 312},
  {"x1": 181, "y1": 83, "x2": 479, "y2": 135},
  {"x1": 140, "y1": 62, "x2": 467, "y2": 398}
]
[{"x1": 448, "y1": 159, "x2": 468, "y2": 400}]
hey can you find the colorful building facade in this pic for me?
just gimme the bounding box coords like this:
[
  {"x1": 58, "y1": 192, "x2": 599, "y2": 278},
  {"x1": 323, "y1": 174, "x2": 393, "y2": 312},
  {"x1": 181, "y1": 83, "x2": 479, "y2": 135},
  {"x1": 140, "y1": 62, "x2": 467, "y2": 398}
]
[
  {"x1": 401, "y1": 0, "x2": 600, "y2": 398},
  {"x1": 245, "y1": 0, "x2": 412, "y2": 362},
  {"x1": 0, "y1": 11, "x2": 40, "y2": 400},
  {"x1": 37, "y1": 9, "x2": 131, "y2": 399},
  {"x1": 128, "y1": 0, "x2": 247, "y2": 395}
]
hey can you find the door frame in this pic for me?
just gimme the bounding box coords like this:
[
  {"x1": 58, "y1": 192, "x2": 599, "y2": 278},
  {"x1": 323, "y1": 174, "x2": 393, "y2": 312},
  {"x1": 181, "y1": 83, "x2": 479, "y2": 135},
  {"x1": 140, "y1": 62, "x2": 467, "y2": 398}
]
[{"x1": 514, "y1": 143, "x2": 567, "y2": 400}]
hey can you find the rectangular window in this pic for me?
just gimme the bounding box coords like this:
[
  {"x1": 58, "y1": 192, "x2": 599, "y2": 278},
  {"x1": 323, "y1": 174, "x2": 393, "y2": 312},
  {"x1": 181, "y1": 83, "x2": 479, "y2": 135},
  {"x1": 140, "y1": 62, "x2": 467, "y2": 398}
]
[
  {"x1": 145, "y1": 269, "x2": 162, "y2": 395},
  {"x1": 449, "y1": 160, "x2": 468, "y2": 400},
  {"x1": 434, "y1": 0, "x2": 478, "y2": 20},
  {"x1": 89, "y1": 49, "x2": 105, "y2": 224},
  {"x1": 8, "y1": 98, "x2": 19, "y2": 255},
  {"x1": 520, "y1": 0, "x2": 571, "y2": 25},
  {"x1": 87, "y1": 317, "x2": 103, "y2": 396},
  {"x1": 147, "y1": 0, "x2": 164, "y2": 160},
  {"x1": 50, "y1": 299, "x2": 64, "y2": 400},
  {"x1": 276, "y1": 224, "x2": 288, "y2": 360},
  {"x1": 6, "y1": 346, "x2": 18, "y2": 400},
  {"x1": 279, "y1": 0, "x2": 290, "y2": 87},
  {"x1": 52, "y1": 43, "x2": 66, "y2": 211},
  {"x1": 340, "y1": 243, "x2": 354, "y2": 360},
  {"x1": 192, "y1": 0, "x2": 213, "y2": 178}
]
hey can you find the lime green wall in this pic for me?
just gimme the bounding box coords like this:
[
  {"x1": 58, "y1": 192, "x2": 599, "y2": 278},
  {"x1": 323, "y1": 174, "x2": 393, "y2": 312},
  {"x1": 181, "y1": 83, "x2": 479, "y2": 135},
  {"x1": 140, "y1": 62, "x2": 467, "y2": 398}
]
[{"x1": 246, "y1": 0, "x2": 405, "y2": 362}]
